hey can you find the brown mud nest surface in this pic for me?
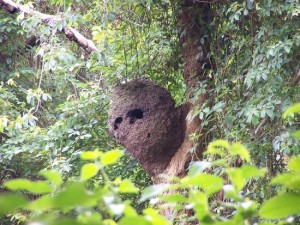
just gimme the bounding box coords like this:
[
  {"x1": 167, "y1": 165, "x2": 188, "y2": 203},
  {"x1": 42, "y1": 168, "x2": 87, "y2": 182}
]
[{"x1": 108, "y1": 79, "x2": 188, "y2": 176}]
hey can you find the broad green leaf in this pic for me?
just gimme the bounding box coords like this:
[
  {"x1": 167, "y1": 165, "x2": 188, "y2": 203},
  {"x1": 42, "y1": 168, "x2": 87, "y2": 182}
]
[
  {"x1": 208, "y1": 140, "x2": 230, "y2": 150},
  {"x1": 283, "y1": 103, "x2": 300, "y2": 118},
  {"x1": 288, "y1": 155, "x2": 300, "y2": 172},
  {"x1": 272, "y1": 173, "x2": 300, "y2": 189},
  {"x1": 103, "y1": 219, "x2": 117, "y2": 225},
  {"x1": 77, "y1": 212, "x2": 102, "y2": 225},
  {"x1": 26, "y1": 195, "x2": 54, "y2": 211},
  {"x1": 143, "y1": 208, "x2": 170, "y2": 225},
  {"x1": 118, "y1": 179, "x2": 139, "y2": 193},
  {"x1": 260, "y1": 193, "x2": 300, "y2": 219},
  {"x1": 189, "y1": 191, "x2": 210, "y2": 220},
  {"x1": 227, "y1": 165, "x2": 266, "y2": 191},
  {"x1": 291, "y1": 130, "x2": 300, "y2": 139},
  {"x1": 140, "y1": 184, "x2": 169, "y2": 202},
  {"x1": 271, "y1": 173, "x2": 295, "y2": 185},
  {"x1": 80, "y1": 163, "x2": 99, "y2": 181},
  {"x1": 101, "y1": 149, "x2": 123, "y2": 166},
  {"x1": 123, "y1": 204, "x2": 138, "y2": 217},
  {"x1": 81, "y1": 149, "x2": 102, "y2": 160},
  {"x1": 240, "y1": 165, "x2": 266, "y2": 178},
  {"x1": 0, "y1": 194, "x2": 28, "y2": 215},
  {"x1": 40, "y1": 170, "x2": 62, "y2": 186},
  {"x1": 119, "y1": 216, "x2": 151, "y2": 225},
  {"x1": 4, "y1": 179, "x2": 52, "y2": 194},
  {"x1": 181, "y1": 174, "x2": 223, "y2": 195},
  {"x1": 54, "y1": 183, "x2": 99, "y2": 210},
  {"x1": 161, "y1": 193, "x2": 188, "y2": 203},
  {"x1": 230, "y1": 143, "x2": 250, "y2": 162}
]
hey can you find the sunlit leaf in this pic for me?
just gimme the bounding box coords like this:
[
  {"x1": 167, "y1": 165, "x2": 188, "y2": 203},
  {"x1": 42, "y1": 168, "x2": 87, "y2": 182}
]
[
  {"x1": 119, "y1": 216, "x2": 151, "y2": 225},
  {"x1": 288, "y1": 155, "x2": 300, "y2": 172},
  {"x1": 40, "y1": 170, "x2": 62, "y2": 186},
  {"x1": 291, "y1": 130, "x2": 300, "y2": 139},
  {"x1": 80, "y1": 163, "x2": 99, "y2": 181},
  {"x1": 143, "y1": 208, "x2": 170, "y2": 225},
  {"x1": 189, "y1": 191, "x2": 211, "y2": 220},
  {"x1": 101, "y1": 149, "x2": 123, "y2": 166},
  {"x1": 118, "y1": 179, "x2": 139, "y2": 193},
  {"x1": 283, "y1": 103, "x2": 300, "y2": 118},
  {"x1": 181, "y1": 174, "x2": 223, "y2": 195},
  {"x1": 161, "y1": 193, "x2": 188, "y2": 204},
  {"x1": 0, "y1": 194, "x2": 28, "y2": 215},
  {"x1": 227, "y1": 165, "x2": 266, "y2": 191},
  {"x1": 230, "y1": 143, "x2": 251, "y2": 162},
  {"x1": 260, "y1": 193, "x2": 300, "y2": 219},
  {"x1": 26, "y1": 195, "x2": 54, "y2": 211},
  {"x1": 54, "y1": 183, "x2": 99, "y2": 210},
  {"x1": 81, "y1": 149, "x2": 102, "y2": 160},
  {"x1": 4, "y1": 179, "x2": 52, "y2": 194}
]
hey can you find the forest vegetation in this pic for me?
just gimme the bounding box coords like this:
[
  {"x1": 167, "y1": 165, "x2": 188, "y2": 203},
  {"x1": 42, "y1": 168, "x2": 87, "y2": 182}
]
[{"x1": 0, "y1": 0, "x2": 299, "y2": 224}]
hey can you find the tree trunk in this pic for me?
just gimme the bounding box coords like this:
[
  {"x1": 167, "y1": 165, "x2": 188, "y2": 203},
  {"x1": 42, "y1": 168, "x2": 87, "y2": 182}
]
[{"x1": 152, "y1": 0, "x2": 213, "y2": 184}]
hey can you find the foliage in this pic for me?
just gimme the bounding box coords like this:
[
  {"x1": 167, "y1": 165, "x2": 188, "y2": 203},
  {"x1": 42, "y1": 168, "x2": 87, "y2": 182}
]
[
  {"x1": 0, "y1": 138, "x2": 299, "y2": 224},
  {"x1": 0, "y1": 0, "x2": 300, "y2": 224}
]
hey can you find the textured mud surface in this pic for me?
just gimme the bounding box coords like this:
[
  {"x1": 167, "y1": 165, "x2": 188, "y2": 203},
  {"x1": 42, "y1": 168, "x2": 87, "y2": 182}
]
[{"x1": 108, "y1": 79, "x2": 188, "y2": 175}]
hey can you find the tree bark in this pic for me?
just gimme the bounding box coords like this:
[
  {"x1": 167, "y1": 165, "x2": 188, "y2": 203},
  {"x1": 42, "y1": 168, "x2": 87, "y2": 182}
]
[{"x1": 152, "y1": 0, "x2": 213, "y2": 184}]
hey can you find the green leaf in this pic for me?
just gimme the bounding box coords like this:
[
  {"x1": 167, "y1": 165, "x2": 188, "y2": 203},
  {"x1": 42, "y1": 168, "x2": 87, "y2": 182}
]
[
  {"x1": 181, "y1": 174, "x2": 223, "y2": 195},
  {"x1": 227, "y1": 165, "x2": 266, "y2": 191},
  {"x1": 208, "y1": 140, "x2": 230, "y2": 149},
  {"x1": 119, "y1": 216, "x2": 151, "y2": 225},
  {"x1": 283, "y1": 103, "x2": 300, "y2": 118},
  {"x1": 161, "y1": 193, "x2": 188, "y2": 204},
  {"x1": 118, "y1": 179, "x2": 139, "y2": 193},
  {"x1": 143, "y1": 208, "x2": 170, "y2": 225},
  {"x1": 271, "y1": 173, "x2": 295, "y2": 185},
  {"x1": 4, "y1": 179, "x2": 52, "y2": 194},
  {"x1": 140, "y1": 184, "x2": 169, "y2": 202},
  {"x1": 272, "y1": 172, "x2": 300, "y2": 189},
  {"x1": 189, "y1": 191, "x2": 211, "y2": 220},
  {"x1": 0, "y1": 194, "x2": 28, "y2": 215},
  {"x1": 80, "y1": 163, "x2": 99, "y2": 181},
  {"x1": 101, "y1": 149, "x2": 123, "y2": 166},
  {"x1": 26, "y1": 195, "x2": 54, "y2": 211},
  {"x1": 54, "y1": 183, "x2": 99, "y2": 210},
  {"x1": 291, "y1": 130, "x2": 300, "y2": 139},
  {"x1": 230, "y1": 143, "x2": 251, "y2": 162},
  {"x1": 40, "y1": 170, "x2": 62, "y2": 186},
  {"x1": 81, "y1": 149, "x2": 102, "y2": 160},
  {"x1": 288, "y1": 155, "x2": 300, "y2": 172},
  {"x1": 207, "y1": 140, "x2": 229, "y2": 157},
  {"x1": 260, "y1": 193, "x2": 300, "y2": 219}
]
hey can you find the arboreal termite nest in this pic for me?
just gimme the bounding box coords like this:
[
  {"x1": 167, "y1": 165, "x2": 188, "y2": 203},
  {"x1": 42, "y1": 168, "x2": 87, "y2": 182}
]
[{"x1": 108, "y1": 79, "x2": 189, "y2": 176}]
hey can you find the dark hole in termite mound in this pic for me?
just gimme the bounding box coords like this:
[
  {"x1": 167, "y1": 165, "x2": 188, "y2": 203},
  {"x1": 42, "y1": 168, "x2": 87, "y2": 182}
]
[
  {"x1": 147, "y1": 133, "x2": 150, "y2": 138},
  {"x1": 114, "y1": 116, "x2": 123, "y2": 130},
  {"x1": 127, "y1": 109, "x2": 144, "y2": 124}
]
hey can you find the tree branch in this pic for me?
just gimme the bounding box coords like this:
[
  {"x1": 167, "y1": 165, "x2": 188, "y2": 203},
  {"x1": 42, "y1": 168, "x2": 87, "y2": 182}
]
[
  {"x1": 0, "y1": 0, "x2": 100, "y2": 54},
  {"x1": 290, "y1": 68, "x2": 300, "y2": 87}
]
